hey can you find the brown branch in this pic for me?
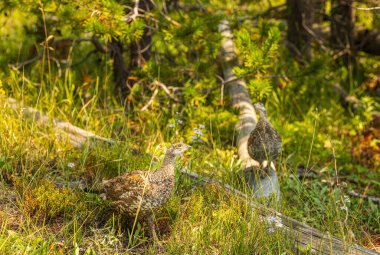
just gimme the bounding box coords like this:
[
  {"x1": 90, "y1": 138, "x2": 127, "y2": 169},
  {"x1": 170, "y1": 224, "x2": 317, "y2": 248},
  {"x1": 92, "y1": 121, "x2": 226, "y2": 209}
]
[{"x1": 153, "y1": 80, "x2": 183, "y2": 103}]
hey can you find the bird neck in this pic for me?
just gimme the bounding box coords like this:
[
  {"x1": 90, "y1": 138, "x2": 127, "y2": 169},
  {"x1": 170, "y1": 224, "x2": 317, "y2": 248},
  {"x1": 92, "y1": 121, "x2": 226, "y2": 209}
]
[
  {"x1": 151, "y1": 152, "x2": 177, "y2": 181},
  {"x1": 258, "y1": 110, "x2": 268, "y2": 120}
]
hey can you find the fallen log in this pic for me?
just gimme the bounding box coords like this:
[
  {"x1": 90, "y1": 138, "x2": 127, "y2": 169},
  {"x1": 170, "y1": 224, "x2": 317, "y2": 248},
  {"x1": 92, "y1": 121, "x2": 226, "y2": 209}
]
[
  {"x1": 180, "y1": 168, "x2": 379, "y2": 255},
  {"x1": 2, "y1": 97, "x2": 114, "y2": 147}
]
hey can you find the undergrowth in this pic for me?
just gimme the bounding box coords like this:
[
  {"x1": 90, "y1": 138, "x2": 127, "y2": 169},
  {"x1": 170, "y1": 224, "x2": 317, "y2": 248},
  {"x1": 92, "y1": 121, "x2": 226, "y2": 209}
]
[{"x1": 0, "y1": 0, "x2": 379, "y2": 254}]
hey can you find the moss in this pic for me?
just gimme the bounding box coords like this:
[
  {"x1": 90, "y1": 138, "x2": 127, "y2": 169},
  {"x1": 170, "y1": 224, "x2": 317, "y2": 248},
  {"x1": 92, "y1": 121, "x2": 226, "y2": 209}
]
[{"x1": 23, "y1": 181, "x2": 86, "y2": 220}]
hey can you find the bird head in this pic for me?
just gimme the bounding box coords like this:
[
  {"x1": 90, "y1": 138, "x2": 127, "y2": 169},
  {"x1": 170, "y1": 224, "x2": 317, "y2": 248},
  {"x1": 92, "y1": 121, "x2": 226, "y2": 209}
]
[
  {"x1": 253, "y1": 102, "x2": 267, "y2": 118},
  {"x1": 167, "y1": 142, "x2": 191, "y2": 155}
]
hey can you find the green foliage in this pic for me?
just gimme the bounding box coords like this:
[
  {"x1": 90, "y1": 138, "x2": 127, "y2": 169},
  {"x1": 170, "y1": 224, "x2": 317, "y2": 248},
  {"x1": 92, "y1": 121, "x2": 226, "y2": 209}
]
[
  {"x1": 234, "y1": 25, "x2": 280, "y2": 100},
  {"x1": 0, "y1": 0, "x2": 379, "y2": 253},
  {"x1": 23, "y1": 181, "x2": 86, "y2": 219}
]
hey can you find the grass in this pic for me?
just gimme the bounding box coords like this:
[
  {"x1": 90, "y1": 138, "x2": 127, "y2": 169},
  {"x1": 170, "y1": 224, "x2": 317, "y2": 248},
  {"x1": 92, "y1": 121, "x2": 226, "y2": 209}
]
[
  {"x1": 0, "y1": 86, "x2": 379, "y2": 254},
  {"x1": 0, "y1": 1, "x2": 379, "y2": 253}
]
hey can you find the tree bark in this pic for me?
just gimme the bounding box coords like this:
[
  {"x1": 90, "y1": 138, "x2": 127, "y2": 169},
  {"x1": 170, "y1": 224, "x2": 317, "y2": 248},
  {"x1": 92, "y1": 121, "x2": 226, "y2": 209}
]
[
  {"x1": 331, "y1": 0, "x2": 356, "y2": 64},
  {"x1": 108, "y1": 39, "x2": 130, "y2": 102},
  {"x1": 129, "y1": 0, "x2": 154, "y2": 71},
  {"x1": 355, "y1": 28, "x2": 380, "y2": 56},
  {"x1": 314, "y1": 0, "x2": 326, "y2": 23},
  {"x1": 286, "y1": 0, "x2": 315, "y2": 61}
]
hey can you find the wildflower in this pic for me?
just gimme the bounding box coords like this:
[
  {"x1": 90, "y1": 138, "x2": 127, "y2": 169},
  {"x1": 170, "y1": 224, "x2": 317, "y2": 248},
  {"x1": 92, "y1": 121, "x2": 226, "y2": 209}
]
[
  {"x1": 67, "y1": 162, "x2": 75, "y2": 168},
  {"x1": 266, "y1": 216, "x2": 277, "y2": 223},
  {"x1": 176, "y1": 119, "x2": 183, "y2": 124},
  {"x1": 265, "y1": 215, "x2": 283, "y2": 228},
  {"x1": 267, "y1": 227, "x2": 275, "y2": 233},
  {"x1": 274, "y1": 221, "x2": 283, "y2": 228},
  {"x1": 199, "y1": 124, "x2": 205, "y2": 129},
  {"x1": 194, "y1": 129, "x2": 203, "y2": 136},
  {"x1": 191, "y1": 135, "x2": 198, "y2": 142},
  {"x1": 169, "y1": 124, "x2": 175, "y2": 128}
]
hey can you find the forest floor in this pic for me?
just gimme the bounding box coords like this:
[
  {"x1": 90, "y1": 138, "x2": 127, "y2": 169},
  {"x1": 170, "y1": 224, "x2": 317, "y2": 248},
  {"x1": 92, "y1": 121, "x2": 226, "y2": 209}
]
[{"x1": 0, "y1": 0, "x2": 380, "y2": 254}]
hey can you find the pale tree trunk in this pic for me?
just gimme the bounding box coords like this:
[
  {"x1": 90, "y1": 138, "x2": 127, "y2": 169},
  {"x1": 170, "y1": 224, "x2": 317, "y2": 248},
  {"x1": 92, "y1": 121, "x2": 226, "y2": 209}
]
[{"x1": 218, "y1": 20, "x2": 280, "y2": 199}]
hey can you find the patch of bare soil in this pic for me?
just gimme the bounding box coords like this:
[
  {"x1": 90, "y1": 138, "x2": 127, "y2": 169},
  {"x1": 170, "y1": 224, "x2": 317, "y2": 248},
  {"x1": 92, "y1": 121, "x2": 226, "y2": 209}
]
[{"x1": 0, "y1": 183, "x2": 22, "y2": 230}]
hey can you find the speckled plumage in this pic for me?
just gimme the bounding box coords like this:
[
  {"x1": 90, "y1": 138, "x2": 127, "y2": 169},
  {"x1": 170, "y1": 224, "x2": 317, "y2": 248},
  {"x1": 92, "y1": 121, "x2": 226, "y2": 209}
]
[
  {"x1": 248, "y1": 103, "x2": 282, "y2": 164},
  {"x1": 102, "y1": 143, "x2": 190, "y2": 220}
]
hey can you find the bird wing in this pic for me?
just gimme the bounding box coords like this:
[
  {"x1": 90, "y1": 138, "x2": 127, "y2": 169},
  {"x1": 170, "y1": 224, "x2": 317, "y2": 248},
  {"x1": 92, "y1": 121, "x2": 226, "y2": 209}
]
[{"x1": 102, "y1": 170, "x2": 152, "y2": 202}]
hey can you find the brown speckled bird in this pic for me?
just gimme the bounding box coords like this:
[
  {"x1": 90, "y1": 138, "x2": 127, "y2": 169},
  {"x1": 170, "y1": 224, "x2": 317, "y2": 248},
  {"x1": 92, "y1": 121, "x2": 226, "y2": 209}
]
[
  {"x1": 101, "y1": 142, "x2": 190, "y2": 239},
  {"x1": 247, "y1": 103, "x2": 282, "y2": 167}
]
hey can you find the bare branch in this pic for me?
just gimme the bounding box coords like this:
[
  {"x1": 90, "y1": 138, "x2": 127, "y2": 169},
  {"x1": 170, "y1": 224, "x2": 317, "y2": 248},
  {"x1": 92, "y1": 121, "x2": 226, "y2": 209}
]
[
  {"x1": 154, "y1": 80, "x2": 183, "y2": 103},
  {"x1": 140, "y1": 88, "x2": 159, "y2": 111},
  {"x1": 355, "y1": 6, "x2": 380, "y2": 11},
  {"x1": 348, "y1": 190, "x2": 380, "y2": 205}
]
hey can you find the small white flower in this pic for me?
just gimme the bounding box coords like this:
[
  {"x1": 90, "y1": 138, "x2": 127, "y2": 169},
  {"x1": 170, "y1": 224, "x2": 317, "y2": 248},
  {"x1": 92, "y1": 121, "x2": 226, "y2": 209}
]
[
  {"x1": 194, "y1": 130, "x2": 203, "y2": 136},
  {"x1": 275, "y1": 221, "x2": 283, "y2": 228},
  {"x1": 169, "y1": 124, "x2": 175, "y2": 128},
  {"x1": 176, "y1": 119, "x2": 183, "y2": 124},
  {"x1": 267, "y1": 227, "x2": 275, "y2": 233},
  {"x1": 67, "y1": 162, "x2": 75, "y2": 168},
  {"x1": 266, "y1": 216, "x2": 276, "y2": 223},
  {"x1": 199, "y1": 124, "x2": 205, "y2": 129}
]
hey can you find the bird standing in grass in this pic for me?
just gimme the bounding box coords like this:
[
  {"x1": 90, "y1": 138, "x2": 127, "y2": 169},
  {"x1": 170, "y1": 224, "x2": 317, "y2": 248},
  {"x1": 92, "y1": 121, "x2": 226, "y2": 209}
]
[
  {"x1": 247, "y1": 102, "x2": 282, "y2": 174},
  {"x1": 101, "y1": 142, "x2": 191, "y2": 240}
]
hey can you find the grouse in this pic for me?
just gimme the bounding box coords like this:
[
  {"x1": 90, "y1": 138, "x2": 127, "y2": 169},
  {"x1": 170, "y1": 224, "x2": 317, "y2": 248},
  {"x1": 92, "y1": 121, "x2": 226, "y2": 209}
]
[
  {"x1": 247, "y1": 102, "x2": 282, "y2": 168},
  {"x1": 101, "y1": 142, "x2": 191, "y2": 239}
]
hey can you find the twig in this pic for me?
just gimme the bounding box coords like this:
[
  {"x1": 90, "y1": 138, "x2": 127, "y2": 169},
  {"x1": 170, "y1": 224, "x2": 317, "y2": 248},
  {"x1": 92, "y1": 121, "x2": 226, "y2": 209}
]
[
  {"x1": 355, "y1": 6, "x2": 380, "y2": 11},
  {"x1": 125, "y1": 0, "x2": 141, "y2": 22},
  {"x1": 348, "y1": 190, "x2": 380, "y2": 205},
  {"x1": 160, "y1": 11, "x2": 181, "y2": 27},
  {"x1": 9, "y1": 51, "x2": 44, "y2": 69},
  {"x1": 154, "y1": 80, "x2": 183, "y2": 103},
  {"x1": 140, "y1": 88, "x2": 159, "y2": 111},
  {"x1": 302, "y1": 20, "x2": 329, "y2": 51}
]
